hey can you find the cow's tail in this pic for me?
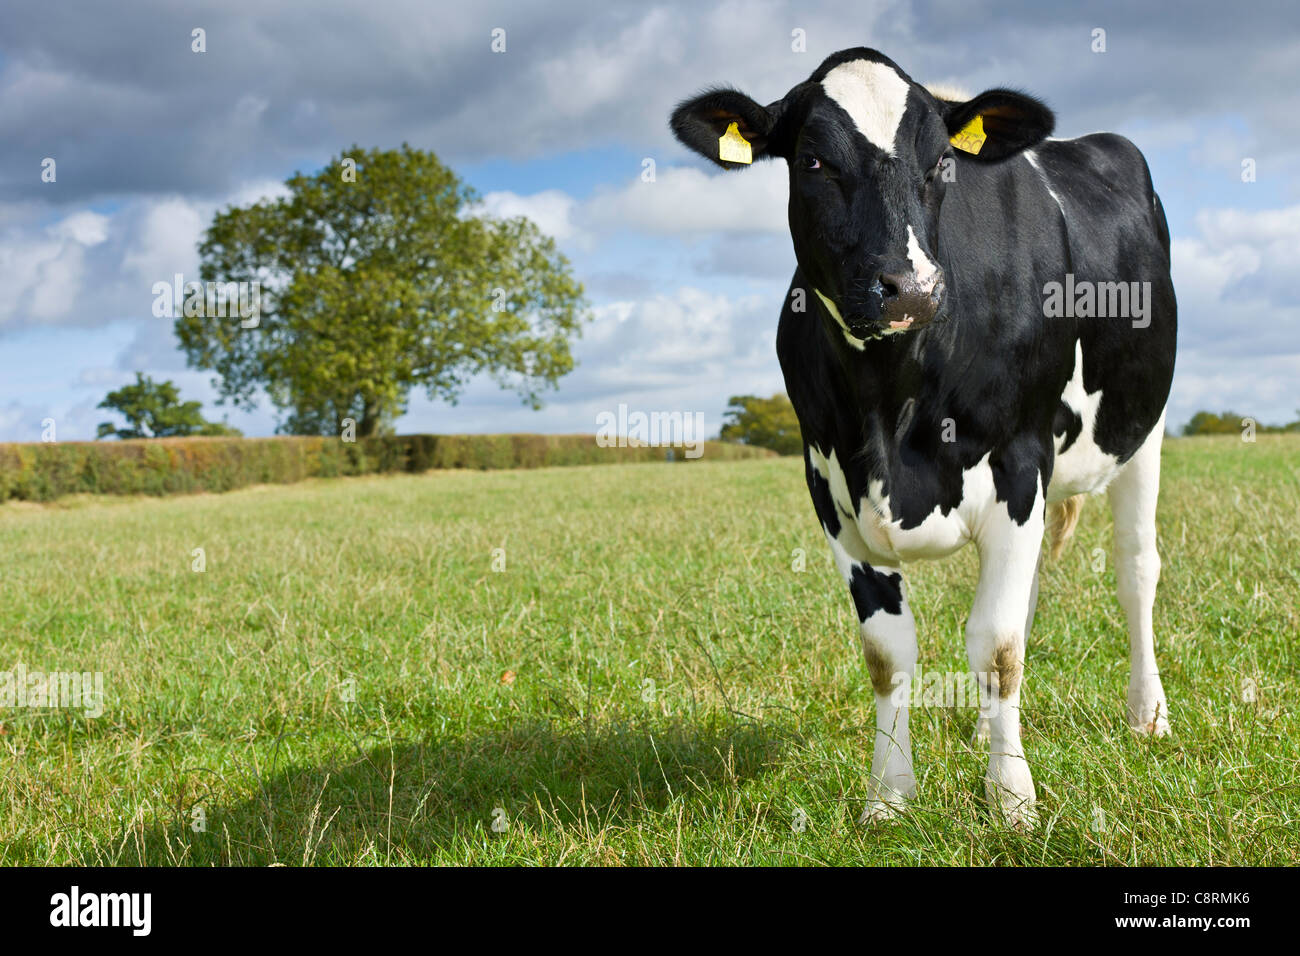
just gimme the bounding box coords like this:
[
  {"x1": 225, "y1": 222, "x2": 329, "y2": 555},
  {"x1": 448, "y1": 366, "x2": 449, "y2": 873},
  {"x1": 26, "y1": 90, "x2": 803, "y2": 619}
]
[{"x1": 1047, "y1": 495, "x2": 1085, "y2": 560}]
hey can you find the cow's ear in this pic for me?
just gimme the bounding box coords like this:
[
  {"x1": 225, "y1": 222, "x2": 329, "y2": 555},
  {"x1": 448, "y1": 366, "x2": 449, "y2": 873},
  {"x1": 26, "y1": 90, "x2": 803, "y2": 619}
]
[
  {"x1": 943, "y1": 89, "x2": 1054, "y2": 162},
  {"x1": 670, "y1": 88, "x2": 788, "y2": 168}
]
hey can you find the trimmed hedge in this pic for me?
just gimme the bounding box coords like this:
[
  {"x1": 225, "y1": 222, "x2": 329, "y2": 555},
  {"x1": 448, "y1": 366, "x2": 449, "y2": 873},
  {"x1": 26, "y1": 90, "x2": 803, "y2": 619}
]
[{"x1": 0, "y1": 434, "x2": 773, "y2": 503}]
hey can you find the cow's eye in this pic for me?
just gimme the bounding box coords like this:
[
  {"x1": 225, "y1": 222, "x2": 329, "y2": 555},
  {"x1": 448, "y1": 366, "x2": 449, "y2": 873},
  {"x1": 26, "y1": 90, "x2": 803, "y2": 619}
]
[{"x1": 804, "y1": 154, "x2": 822, "y2": 171}]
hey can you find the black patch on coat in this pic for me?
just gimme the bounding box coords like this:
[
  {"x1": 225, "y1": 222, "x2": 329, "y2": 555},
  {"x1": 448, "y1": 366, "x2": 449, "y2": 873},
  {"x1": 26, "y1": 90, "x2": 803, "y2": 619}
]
[
  {"x1": 805, "y1": 454, "x2": 841, "y2": 538},
  {"x1": 1053, "y1": 400, "x2": 1083, "y2": 454},
  {"x1": 849, "y1": 565, "x2": 904, "y2": 620}
]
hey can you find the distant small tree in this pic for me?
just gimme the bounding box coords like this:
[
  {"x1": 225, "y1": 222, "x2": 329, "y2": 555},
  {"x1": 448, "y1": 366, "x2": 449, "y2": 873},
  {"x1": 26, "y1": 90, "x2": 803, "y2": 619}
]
[
  {"x1": 96, "y1": 374, "x2": 242, "y2": 439},
  {"x1": 720, "y1": 393, "x2": 802, "y2": 455},
  {"x1": 1181, "y1": 411, "x2": 1242, "y2": 436},
  {"x1": 1181, "y1": 409, "x2": 1300, "y2": 436}
]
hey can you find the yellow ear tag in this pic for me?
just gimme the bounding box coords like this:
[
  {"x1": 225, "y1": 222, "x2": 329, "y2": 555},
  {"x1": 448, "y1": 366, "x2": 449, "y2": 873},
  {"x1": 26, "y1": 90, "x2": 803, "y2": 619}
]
[
  {"x1": 950, "y1": 114, "x2": 987, "y2": 154},
  {"x1": 718, "y1": 122, "x2": 753, "y2": 164}
]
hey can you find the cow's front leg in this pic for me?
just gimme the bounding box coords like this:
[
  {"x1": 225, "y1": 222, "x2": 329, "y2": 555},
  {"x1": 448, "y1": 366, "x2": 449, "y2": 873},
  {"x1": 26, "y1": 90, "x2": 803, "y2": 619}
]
[
  {"x1": 819, "y1": 526, "x2": 917, "y2": 821},
  {"x1": 967, "y1": 488, "x2": 1045, "y2": 829},
  {"x1": 806, "y1": 452, "x2": 917, "y2": 822},
  {"x1": 856, "y1": 564, "x2": 918, "y2": 822},
  {"x1": 972, "y1": 551, "x2": 1040, "y2": 747}
]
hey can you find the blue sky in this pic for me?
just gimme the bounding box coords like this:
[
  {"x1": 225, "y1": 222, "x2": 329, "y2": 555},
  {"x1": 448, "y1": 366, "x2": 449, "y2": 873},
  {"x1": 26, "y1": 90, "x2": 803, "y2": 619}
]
[{"x1": 1, "y1": 0, "x2": 1297, "y2": 441}]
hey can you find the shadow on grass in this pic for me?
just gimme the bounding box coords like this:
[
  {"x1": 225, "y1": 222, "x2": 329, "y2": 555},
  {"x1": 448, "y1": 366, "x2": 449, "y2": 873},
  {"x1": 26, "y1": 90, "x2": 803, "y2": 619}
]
[{"x1": 131, "y1": 717, "x2": 789, "y2": 865}]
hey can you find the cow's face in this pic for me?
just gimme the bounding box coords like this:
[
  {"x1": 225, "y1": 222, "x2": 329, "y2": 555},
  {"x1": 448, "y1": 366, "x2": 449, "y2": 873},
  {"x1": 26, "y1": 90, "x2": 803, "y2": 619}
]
[{"x1": 671, "y1": 49, "x2": 1053, "y2": 345}]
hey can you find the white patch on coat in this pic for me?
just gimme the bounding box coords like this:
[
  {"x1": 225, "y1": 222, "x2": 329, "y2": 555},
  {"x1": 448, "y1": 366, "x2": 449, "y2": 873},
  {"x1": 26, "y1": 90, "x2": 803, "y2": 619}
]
[
  {"x1": 861, "y1": 453, "x2": 1000, "y2": 562},
  {"x1": 808, "y1": 447, "x2": 857, "y2": 523},
  {"x1": 814, "y1": 289, "x2": 867, "y2": 350},
  {"x1": 822, "y1": 60, "x2": 912, "y2": 156},
  {"x1": 1048, "y1": 339, "x2": 1121, "y2": 501},
  {"x1": 905, "y1": 225, "x2": 939, "y2": 291},
  {"x1": 1023, "y1": 150, "x2": 1066, "y2": 217},
  {"x1": 810, "y1": 444, "x2": 1002, "y2": 564}
]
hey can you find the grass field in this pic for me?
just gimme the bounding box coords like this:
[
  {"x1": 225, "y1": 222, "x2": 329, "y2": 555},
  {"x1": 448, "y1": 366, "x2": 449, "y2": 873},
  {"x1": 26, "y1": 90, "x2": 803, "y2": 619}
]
[{"x1": 1, "y1": 435, "x2": 1297, "y2": 865}]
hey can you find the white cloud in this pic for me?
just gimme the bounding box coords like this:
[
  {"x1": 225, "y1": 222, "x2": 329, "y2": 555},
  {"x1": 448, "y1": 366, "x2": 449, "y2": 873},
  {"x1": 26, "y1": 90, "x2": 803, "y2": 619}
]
[
  {"x1": 0, "y1": 209, "x2": 111, "y2": 324},
  {"x1": 1166, "y1": 202, "x2": 1300, "y2": 425},
  {"x1": 1172, "y1": 202, "x2": 1300, "y2": 337},
  {"x1": 580, "y1": 286, "x2": 775, "y2": 388},
  {"x1": 584, "y1": 163, "x2": 789, "y2": 236},
  {"x1": 0, "y1": 179, "x2": 301, "y2": 333},
  {"x1": 479, "y1": 162, "x2": 789, "y2": 249},
  {"x1": 50, "y1": 211, "x2": 109, "y2": 246},
  {"x1": 395, "y1": 283, "x2": 785, "y2": 437},
  {"x1": 121, "y1": 197, "x2": 206, "y2": 285},
  {"x1": 1168, "y1": 352, "x2": 1300, "y2": 427},
  {"x1": 478, "y1": 189, "x2": 578, "y2": 241}
]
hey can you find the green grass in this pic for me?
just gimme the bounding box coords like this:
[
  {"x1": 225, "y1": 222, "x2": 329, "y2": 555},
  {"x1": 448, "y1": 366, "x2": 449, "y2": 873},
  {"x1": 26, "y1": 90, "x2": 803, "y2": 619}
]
[{"x1": 1, "y1": 435, "x2": 1297, "y2": 865}]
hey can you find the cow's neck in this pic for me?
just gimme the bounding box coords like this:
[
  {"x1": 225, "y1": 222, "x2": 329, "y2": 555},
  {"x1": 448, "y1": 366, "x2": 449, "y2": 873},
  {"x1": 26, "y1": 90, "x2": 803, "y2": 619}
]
[
  {"x1": 810, "y1": 303, "x2": 962, "y2": 473},
  {"x1": 823, "y1": 314, "x2": 936, "y2": 411}
]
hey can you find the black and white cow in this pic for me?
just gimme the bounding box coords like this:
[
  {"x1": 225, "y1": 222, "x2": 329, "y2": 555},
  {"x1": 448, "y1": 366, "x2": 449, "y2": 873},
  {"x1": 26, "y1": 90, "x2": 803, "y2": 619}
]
[{"x1": 672, "y1": 48, "x2": 1176, "y2": 827}]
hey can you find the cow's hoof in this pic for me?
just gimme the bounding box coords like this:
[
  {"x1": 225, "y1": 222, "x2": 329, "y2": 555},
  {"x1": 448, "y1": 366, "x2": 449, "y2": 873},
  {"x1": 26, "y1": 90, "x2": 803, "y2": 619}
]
[
  {"x1": 991, "y1": 795, "x2": 1038, "y2": 832},
  {"x1": 1128, "y1": 712, "x2": 1171, "y2": 737},
  {"x1": 859, "y1": 775, "x2": 914, "y2": 825},
  {"x1": 858, "y1": 798, "x2": 903, "y2": 825},
  {"x1": 1127, "y1": 694, "x2": 1171, "y2": 737},
  {"x1": 985, "y1": 764, "x2": 1037, "y2": 831},
  {"x1": 970, "y1": 717, "x2": 991, "y2": 747},
  {"x1": 1128, "y1": 680, "x2": 1170, "y2": 737}
]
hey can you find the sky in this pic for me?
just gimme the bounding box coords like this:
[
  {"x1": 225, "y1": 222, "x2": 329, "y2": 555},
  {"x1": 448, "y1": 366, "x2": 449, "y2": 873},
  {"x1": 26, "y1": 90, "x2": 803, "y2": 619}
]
[{"x1": 1, "y1": 0, "x2": 1298, "y2": 441}]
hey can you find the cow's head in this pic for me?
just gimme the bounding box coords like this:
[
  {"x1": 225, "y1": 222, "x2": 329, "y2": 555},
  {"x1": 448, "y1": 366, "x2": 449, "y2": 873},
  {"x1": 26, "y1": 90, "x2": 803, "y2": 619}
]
[{"x1": 671, "y1": 49, "x2": 1053, "y2": 345}]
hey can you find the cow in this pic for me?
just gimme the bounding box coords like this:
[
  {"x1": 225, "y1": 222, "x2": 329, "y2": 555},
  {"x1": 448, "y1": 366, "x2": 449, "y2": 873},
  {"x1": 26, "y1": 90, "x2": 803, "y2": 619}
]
[{"x1": 671, "y1": 48, "x2": 1176, "y2": 828}]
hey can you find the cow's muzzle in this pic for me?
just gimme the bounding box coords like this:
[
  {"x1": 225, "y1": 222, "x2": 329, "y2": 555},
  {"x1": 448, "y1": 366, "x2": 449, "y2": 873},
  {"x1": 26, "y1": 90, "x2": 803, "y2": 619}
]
[{"x1": 874, "y1": 271, "x2": 944, "y2": 334}]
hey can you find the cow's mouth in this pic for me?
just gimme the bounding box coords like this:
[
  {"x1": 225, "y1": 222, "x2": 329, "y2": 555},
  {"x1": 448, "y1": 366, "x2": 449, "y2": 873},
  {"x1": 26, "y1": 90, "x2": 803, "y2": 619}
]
[
  {"x1": 817, "y1": 285, "x2": 945, "y2": 345},
  {"x1": 847, "y1": 303, "x2": 945, "y2": 339}
]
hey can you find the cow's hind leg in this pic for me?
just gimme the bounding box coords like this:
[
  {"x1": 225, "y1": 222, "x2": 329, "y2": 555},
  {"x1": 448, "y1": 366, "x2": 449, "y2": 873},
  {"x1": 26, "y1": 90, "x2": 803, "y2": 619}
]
[
  {"x1": 1107, "y1": 418, "x2": 1170, "y2": 736},
  {"x1": 967, "y1": 486, "x2": 1045, "y2": 829}
]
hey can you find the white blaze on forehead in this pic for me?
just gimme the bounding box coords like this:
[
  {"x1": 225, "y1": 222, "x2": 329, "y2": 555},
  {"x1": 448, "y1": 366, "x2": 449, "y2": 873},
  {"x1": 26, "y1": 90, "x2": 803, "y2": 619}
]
[
  {"x1": 905, "y1": 225, "x2": 939, "y2": 291},
  {"x1": 821, "y1": 60, "x2": 912, "y2": 156}
]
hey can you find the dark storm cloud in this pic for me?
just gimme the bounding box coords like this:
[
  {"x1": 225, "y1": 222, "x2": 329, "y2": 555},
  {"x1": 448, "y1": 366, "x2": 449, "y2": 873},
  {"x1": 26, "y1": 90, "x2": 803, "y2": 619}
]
[{"x1": 3, "y1": 1, "x2": 1296, "y2": 205}]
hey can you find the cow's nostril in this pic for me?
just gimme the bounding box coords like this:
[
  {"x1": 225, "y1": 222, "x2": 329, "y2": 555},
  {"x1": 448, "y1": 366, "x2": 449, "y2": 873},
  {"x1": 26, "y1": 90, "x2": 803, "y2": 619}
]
[{"x1": 879, "y1": 276, "x2": 902, "y2": 299}]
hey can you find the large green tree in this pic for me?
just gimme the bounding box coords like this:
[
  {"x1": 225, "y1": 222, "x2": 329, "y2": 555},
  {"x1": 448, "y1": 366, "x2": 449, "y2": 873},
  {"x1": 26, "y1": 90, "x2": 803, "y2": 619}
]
[
  {"x1": 720, "y1": 393, "x2": 802, "y2": 455},
  {"x1": 176, "y1": 145, "x2": 588, "y2": 437},
  {"x1": 96, "y1": 373, "x2": 241, "y2": 439}
]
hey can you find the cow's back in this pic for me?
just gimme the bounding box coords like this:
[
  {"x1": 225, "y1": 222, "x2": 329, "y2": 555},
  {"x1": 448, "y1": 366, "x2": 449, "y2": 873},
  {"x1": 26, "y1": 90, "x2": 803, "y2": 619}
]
[{"x1": 1034, "y1": 135, "x2": 1176, "y2": 439}]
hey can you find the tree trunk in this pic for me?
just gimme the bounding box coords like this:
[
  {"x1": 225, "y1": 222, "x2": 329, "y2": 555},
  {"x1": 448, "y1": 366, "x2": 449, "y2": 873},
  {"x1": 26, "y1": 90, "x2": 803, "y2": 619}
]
[{"x1": 358, "y1": 399, "x2": 380, "y2": 438}]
